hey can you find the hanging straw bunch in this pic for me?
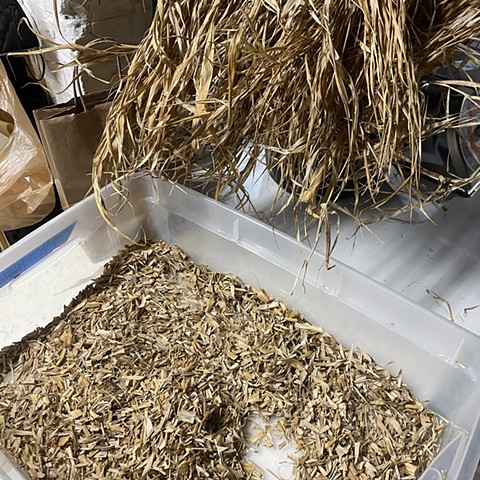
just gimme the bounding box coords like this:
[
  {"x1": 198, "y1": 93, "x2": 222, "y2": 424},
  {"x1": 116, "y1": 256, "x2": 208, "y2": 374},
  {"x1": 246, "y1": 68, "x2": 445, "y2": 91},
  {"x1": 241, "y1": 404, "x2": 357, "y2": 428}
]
[{"x1": 93, "y1": 0, "x2": 480, "y2": 233}]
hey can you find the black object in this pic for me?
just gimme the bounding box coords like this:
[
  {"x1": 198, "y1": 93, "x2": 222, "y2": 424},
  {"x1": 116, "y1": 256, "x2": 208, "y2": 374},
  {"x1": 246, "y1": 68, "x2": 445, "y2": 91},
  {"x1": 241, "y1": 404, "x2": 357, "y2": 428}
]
[
  {"x1": 419, "y1": 52, "x2": 480, "y2": 197},
  {"x1": 0, "y1": 0, "x2": 50, "y2": 118},
  {"x1": 0, "y1": 0, "x2": 38, "y2": 52}
]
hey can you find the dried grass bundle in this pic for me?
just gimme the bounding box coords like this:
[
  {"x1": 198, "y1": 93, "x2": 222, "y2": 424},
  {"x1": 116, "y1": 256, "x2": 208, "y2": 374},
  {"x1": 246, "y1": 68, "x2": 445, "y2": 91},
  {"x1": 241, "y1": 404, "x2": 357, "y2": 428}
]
[{"x1": 93, "y1": 0, "x2": 480, "y2": 233}]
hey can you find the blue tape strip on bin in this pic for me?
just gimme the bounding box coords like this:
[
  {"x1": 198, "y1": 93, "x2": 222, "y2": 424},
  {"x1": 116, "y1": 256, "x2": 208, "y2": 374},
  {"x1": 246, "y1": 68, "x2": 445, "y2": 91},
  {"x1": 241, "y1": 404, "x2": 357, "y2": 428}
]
[{"x1": 0, "y1": 223, "x2": 76, "y2": 289}]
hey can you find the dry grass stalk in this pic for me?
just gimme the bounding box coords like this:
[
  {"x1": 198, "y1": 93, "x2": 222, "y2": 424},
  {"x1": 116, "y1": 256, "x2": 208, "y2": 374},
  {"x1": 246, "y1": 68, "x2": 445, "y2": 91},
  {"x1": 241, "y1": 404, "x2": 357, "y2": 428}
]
[
  {"x1": 0, "y1": 241, "x2": 445, "y2": 479},
  {"x1": 91, "y1": 1, "x2": 480, "y2": 237},
  {"x1": 0, "y1": 232, "x2": 9, "y2": 252}
]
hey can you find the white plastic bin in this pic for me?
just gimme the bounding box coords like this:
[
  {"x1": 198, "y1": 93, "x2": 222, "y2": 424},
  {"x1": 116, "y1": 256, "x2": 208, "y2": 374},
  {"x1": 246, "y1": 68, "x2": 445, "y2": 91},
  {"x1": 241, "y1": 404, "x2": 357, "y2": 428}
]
[{"x1": 1, "y1": 175, "x2": 480, "y2": 480}]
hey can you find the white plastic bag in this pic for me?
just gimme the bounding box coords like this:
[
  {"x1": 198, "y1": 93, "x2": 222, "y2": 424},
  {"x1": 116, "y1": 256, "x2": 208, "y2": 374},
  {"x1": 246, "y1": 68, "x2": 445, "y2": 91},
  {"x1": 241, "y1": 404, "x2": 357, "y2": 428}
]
[{"x1": 0, "y1": 61, "x2": 54, "y2": 230}]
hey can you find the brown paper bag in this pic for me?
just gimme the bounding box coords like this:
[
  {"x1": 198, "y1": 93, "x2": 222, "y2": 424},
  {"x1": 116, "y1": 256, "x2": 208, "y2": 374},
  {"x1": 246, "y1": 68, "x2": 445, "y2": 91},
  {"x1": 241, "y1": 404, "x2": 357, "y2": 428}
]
[
  {"x1": 34, "y1": 92, "x2": 111, "y2": 210},
  {"x1": 0, "y1": 61, "x2": 55, "y2": 230}
]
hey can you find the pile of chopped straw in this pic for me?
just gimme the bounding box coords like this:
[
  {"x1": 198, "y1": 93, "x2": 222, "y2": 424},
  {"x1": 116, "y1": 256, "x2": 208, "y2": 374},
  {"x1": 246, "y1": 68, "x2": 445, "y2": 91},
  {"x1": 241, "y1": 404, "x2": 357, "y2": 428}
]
[
  {"x1": 93, "y1": 1, "x2": 480, "y2": 230},
  {"x1": 0, "y1": 241, "x2": 445, "y2": 479}
]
